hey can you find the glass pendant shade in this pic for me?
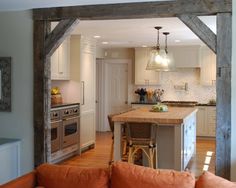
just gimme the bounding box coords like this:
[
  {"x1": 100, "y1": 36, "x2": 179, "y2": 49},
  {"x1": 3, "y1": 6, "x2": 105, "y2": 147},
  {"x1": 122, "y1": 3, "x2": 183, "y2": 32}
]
[
  {"x1": 146, "y1": 27, "x2": 176, "y2": 71},
  {"x1": 146, "y1": 48, "x2": 167, "y2": 70},
  {"x1": 159, "y1": 52, "x2": 175, "y2": 71}
]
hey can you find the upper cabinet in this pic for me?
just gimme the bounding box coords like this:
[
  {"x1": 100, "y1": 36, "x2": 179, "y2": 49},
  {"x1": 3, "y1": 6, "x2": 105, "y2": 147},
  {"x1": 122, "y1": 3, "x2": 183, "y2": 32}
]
[
  {"x1": 51, "y1": 37, "x2": 70, "y2": 80},
  {"x1": 135, "y1": 48, "x2": 161, "y2": 85},
  {"x1": 170, "y1": 46, "x2": 200, "y2": 68},
  {"x1": 199, "y1": 46, "x2": 216, "y2": 86}
]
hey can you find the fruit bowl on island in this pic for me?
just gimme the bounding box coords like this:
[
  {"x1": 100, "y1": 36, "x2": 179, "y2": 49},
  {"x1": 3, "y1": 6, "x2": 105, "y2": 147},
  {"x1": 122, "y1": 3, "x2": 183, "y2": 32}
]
[{"x1": 151, "y1": 103, "x2": 168, "y2": 112}]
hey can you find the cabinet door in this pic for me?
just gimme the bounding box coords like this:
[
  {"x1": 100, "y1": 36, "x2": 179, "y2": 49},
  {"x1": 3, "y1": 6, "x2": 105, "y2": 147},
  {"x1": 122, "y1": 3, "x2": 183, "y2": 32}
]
[
  {"x1": 196, "y1": 107, "x2": 207, "y2": 136},
  {"x1": 58, "y1": 38, "x2": 70, "y2": 80},
  {"x1": 51, "y1": 48, "x2": 59, "y2": 79},
  {"x1": 200, "y1": 46, "x2": 216, "y2": 86},
  {"x1": 170, "y1": 46, "x2": 200, "y2": 68},
  {"x1": 206, "y1": 106, "x2": 216, "y2": 137},
  {"x1": 51, "y1": 37, "x2": 70, "y2": 80},
  {"x1": 80, "y1": 38, "x2": 96, "y2": 148},
  {"x1": 135, "y1": 48, "x2": 161, "y2": 85},
  {"x1": 183, "y1": 113, "x2": 196, "y2": 169}
]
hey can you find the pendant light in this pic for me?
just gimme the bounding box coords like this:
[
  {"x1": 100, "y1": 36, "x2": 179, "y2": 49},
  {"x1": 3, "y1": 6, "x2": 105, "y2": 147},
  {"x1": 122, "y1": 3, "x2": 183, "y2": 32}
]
[
  {"x1": 146, "y1": 26, "x2": 175, "y2": 71},
  {"x1": 146, "y1": 26, "x2": 165, "y2": 70},
  {"x1": 161, "y1": 32, "x2": 175, "y2": 71}
]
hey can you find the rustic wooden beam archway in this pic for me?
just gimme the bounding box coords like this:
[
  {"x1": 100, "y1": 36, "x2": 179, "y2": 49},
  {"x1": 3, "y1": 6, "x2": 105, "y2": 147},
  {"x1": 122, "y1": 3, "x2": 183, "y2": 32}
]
[
  {"x1": 33, "y1": 19, "x2": 79, "y2": 166},
  {"x1": 33, "y1": 0, "x2": 232, "y2": 179}
]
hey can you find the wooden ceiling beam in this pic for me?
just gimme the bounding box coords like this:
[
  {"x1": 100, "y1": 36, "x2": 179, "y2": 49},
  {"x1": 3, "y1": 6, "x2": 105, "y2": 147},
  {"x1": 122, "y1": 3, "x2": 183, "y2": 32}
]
[
  {"x1": 178, "y1": 14, "x2": 216, "y2": 53},
  {"x1": 33, "y1": 0, "x2": 232, "y2": 21},
  {"x1": 45, "y1": 18, "x2": 79, "y2": 57}
]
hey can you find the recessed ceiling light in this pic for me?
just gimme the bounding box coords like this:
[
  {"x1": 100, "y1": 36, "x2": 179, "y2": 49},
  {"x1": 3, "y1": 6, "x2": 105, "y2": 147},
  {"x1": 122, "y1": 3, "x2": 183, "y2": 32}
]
[
  {"x1": 142, "y1": 45, "x2": 147, "y2": 48},
  {"x1": 102, "y1": 41, "x2": 108, "y2": 44},
  {"x1": 94, "y1": 35, "x2": 101, "y2": 38},
  {"x1": 175, "y1": 40, "x2": 181, "y2": 43}
]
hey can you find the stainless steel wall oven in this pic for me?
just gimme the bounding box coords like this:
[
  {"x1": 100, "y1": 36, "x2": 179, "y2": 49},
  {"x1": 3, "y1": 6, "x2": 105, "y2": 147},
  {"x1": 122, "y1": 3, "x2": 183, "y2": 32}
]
[{"x1": 50, "y1": 104, "x2": 80, "y2": 163}]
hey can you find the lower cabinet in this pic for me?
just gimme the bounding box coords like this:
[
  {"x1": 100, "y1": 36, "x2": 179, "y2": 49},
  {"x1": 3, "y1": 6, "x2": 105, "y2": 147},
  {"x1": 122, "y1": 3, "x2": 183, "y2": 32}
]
[
  {"x1": 80, "y1": 111, "x2": 96, "y2": 149},
  {"x1": 183, "y1": 113, "x2": 196, "y2": 169},
  {"x1": 0, "y1": 139, "x2": 21, "y2": 184},
  {"x1": 196, "y1": 106, "x2": 216, "y2": 137}
]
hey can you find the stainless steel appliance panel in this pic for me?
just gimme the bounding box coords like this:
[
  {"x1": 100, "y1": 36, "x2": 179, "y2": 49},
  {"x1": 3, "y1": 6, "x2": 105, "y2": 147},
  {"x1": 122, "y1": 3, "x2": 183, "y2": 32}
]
[
  {"x1": 62, "y1": 116, "x2": 79, "y2": 148},
  {"x1": 51, "y1": 120, "x2": 62, "y2": 153}
]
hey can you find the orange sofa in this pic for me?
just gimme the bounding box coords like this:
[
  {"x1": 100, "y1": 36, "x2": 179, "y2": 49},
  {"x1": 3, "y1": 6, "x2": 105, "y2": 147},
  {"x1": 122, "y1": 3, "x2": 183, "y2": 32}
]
[{"x1": 1, "y1": 162, "x2": 236, "y2": 188}]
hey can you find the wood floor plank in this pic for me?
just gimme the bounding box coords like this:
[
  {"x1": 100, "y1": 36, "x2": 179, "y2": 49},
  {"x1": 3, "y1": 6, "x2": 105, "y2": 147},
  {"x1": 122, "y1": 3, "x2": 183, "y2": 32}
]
[{"x1": 60, "y1": 132, "x2": 216, "y2": 177}]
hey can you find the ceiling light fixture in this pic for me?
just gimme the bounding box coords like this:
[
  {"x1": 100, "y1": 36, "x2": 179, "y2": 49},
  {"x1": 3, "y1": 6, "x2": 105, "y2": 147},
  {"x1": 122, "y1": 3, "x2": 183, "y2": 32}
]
[
  {"x1": 102, "y1": 41, "x2": 108, "y2": 44},
  {"x1": 94, "y1": 35, "x2": 101, "y2": 38},
  {"x1": 146, "y1": 26, "x2": 175, "y2": 71}
]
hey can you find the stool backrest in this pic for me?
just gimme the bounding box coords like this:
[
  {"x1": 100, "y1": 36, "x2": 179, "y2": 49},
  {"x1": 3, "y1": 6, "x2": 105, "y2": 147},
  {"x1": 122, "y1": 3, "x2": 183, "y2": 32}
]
[
  {"x1": 107, "y1": 114, "x2": 115, "y2": 133},
  {"x1": 126, "y1": 122, "x2": 157, "y2": 144},
  {"x1": 107, "y1": 108, "x2": 134, "y2": 133}
]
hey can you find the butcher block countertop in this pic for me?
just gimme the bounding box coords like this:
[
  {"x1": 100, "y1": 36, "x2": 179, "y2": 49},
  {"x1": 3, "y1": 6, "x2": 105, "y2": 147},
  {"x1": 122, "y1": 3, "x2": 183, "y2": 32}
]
[{"x1": 112, "y1": 107, "x2": 198, "y2": 125}]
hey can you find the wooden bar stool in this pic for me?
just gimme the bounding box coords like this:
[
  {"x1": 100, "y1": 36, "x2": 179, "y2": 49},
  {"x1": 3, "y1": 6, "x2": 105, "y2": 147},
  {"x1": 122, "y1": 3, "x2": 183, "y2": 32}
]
[
  {"x1": 126, "y1": 122, "x2": 158, "y2": 168},
  {"x1": 107, "y1": 114, "x2": 128, "y2": 164}
]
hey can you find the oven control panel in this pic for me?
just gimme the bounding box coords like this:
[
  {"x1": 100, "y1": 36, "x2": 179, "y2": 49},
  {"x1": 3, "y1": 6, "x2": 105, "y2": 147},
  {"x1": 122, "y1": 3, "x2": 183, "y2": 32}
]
[
  {"x1": 62, "y1": 106, "x2": 80, "y2": 118},
  {"x1": 50, "y1": 110, "x2": 61, "y2": 121}
]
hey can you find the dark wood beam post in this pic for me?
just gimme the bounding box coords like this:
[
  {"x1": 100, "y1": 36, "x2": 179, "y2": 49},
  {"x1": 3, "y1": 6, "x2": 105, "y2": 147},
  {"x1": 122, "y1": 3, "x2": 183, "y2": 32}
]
[
  {"x1": 33, "y1": 0, "x2": 232, "y2": 20},
  {"x1": 45, "y1": 18, "x2": 79, "y2": 57},
  {"x1": 34, "y1": 20, "x2": 51, "y2": 166},
  {"x1": 34, "y1": 19, "x2": 79, "y2": 166},
  {"x1": 216, "y1": 13, "x2": 232, "y2": 179},
  {"x1": 178, "y1": 14, "x2": 216, "y2": 53}
]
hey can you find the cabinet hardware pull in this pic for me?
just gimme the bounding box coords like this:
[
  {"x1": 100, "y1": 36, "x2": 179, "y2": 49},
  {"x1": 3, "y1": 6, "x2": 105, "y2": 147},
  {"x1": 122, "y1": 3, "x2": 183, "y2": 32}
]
[{"x1": 81, "y1": 81, "x2": 85, "y2": 105}]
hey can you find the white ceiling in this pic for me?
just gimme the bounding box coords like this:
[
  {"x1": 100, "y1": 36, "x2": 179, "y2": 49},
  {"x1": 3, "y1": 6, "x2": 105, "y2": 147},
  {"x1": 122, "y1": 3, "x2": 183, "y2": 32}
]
[
  {"x1": 71, "y1": 16, "x2": 216, "y2": 48},
  {"x1": 0, "y1": 0, "x2": 168, "y2": 11},
  {"x1": 0, "y1": 0, "x2": 216, "y2": 48}
]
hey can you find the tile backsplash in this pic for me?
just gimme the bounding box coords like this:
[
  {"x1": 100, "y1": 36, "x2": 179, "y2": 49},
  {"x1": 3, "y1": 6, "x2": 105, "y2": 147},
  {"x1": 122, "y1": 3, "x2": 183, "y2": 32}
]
[{"x1": 132, "y1": 68, "x2": 216, "y2": 103}]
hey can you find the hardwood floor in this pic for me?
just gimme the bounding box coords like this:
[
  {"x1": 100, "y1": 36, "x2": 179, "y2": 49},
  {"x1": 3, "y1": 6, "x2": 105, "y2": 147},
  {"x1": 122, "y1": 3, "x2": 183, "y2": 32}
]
[
  {"x1": 187, "y1": 137, "x2": 216, "y2": 177},
  {"x1": 61, "y1": 132, "x2": 215, "y2": 177},
  {"x1": 61, "y1": 132, "x2": 112, "y2": 168}
]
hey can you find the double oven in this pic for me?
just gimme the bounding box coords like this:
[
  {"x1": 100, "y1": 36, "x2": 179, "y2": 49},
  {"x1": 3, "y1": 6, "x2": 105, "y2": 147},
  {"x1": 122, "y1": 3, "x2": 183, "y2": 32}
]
[{"x1": 50, "y1": 104, "x2": 80, "y2": 163}]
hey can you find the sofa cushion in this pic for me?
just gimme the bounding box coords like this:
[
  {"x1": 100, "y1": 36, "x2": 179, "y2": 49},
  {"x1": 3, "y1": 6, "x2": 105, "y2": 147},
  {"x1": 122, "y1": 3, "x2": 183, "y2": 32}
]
[
  {"x1": 196, "y1": 171, "x2": 236, "y2": 188},
  {"x1": 36, "y1": 164, "x2": 109, "y2": 188},
  {"x1": 111, "y1": 162, "x2": 195, "y2": 188}
]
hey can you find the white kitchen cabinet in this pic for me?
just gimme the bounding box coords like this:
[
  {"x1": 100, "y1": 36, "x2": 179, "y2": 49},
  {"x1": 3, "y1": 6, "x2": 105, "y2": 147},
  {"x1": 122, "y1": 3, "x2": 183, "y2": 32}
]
[
  {"x1": 135, "y1": 48, "x2": 161, "y2": 85},
  {"x1": 196, "y1": 106, "x2": 216, "y2": 137},
  {"x1": 206, "y1": 107, "x2": 216, "y2": 137},
  {"x1": 199, "y1": 46, "x2": 216, "y2": 86},
  {"x1": 183, "y1": 112, "x2": 196, "y2": 169},
  {"x1": 51, "y1": 37, "x2": 70, "y2": 80},
  {"x1": 169, "y1": 46, "x2": 200, "y2": 68},
  {"x1": 0, "y1": 139, "x2": 20, "y2": 184},
  {"x1": 70, "y1": 35, "x2": 96, "y2": 149}
]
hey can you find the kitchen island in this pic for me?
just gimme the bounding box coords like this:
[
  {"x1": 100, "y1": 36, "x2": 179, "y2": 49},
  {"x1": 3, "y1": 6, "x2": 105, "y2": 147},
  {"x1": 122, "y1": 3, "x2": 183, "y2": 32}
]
[{"x1": 112, "y1": 107, "x2": 198, "y2": 171}]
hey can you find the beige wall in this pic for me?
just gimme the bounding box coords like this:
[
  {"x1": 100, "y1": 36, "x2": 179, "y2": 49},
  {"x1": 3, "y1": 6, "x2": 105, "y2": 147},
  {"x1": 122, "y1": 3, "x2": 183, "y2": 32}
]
[
  {"x1": 231, "y1": 0, "x2": 236, "y2": 181},
  {"x1": 0, "y1": 11, "x2": 34, "y2": 174}
]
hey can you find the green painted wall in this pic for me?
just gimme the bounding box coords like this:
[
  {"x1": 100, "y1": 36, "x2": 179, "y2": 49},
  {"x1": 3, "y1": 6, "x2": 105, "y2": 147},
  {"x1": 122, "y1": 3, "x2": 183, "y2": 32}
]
[{"x1": 0, "y1": 10, "x2": 34, "y2": 174}]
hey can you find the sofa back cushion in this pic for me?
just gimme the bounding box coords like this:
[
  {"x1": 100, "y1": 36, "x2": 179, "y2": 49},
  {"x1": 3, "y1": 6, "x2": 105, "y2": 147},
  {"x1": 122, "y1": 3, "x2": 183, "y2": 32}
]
[
  {"x1": 111, "y1": 162, "x2": 195, "y2": 188},
  {"x1": 196, "y1": 171, "x2": 236, "y2": 188},
  {"x1": 36, "y1": 164, "x2": 109, "y2": 188}
]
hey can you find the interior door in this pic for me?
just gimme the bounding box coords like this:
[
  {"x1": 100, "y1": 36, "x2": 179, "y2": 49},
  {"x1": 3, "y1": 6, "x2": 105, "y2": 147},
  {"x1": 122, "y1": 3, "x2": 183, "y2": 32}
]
[{"x1": 105, "y1": 62, "x2": 129, "y2": 130}]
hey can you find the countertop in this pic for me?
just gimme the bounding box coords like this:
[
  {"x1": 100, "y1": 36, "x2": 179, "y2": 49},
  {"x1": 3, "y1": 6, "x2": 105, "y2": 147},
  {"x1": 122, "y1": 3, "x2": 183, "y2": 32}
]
[
  {"x1": 0, "y1": 138, "x2": 20, "y2": 146},
  {"x1": 112, "y1": 107, "x2": 198, "y2": 125},
  {"x1": 131, "y1": 101, "x2": 216, "y2": 107},
  {"x1": 51, "y1": 102, "x2": 80, "y2": 109},
  {"x1": 196, "y1": 103, "x2": 216, "y2": 106}
]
